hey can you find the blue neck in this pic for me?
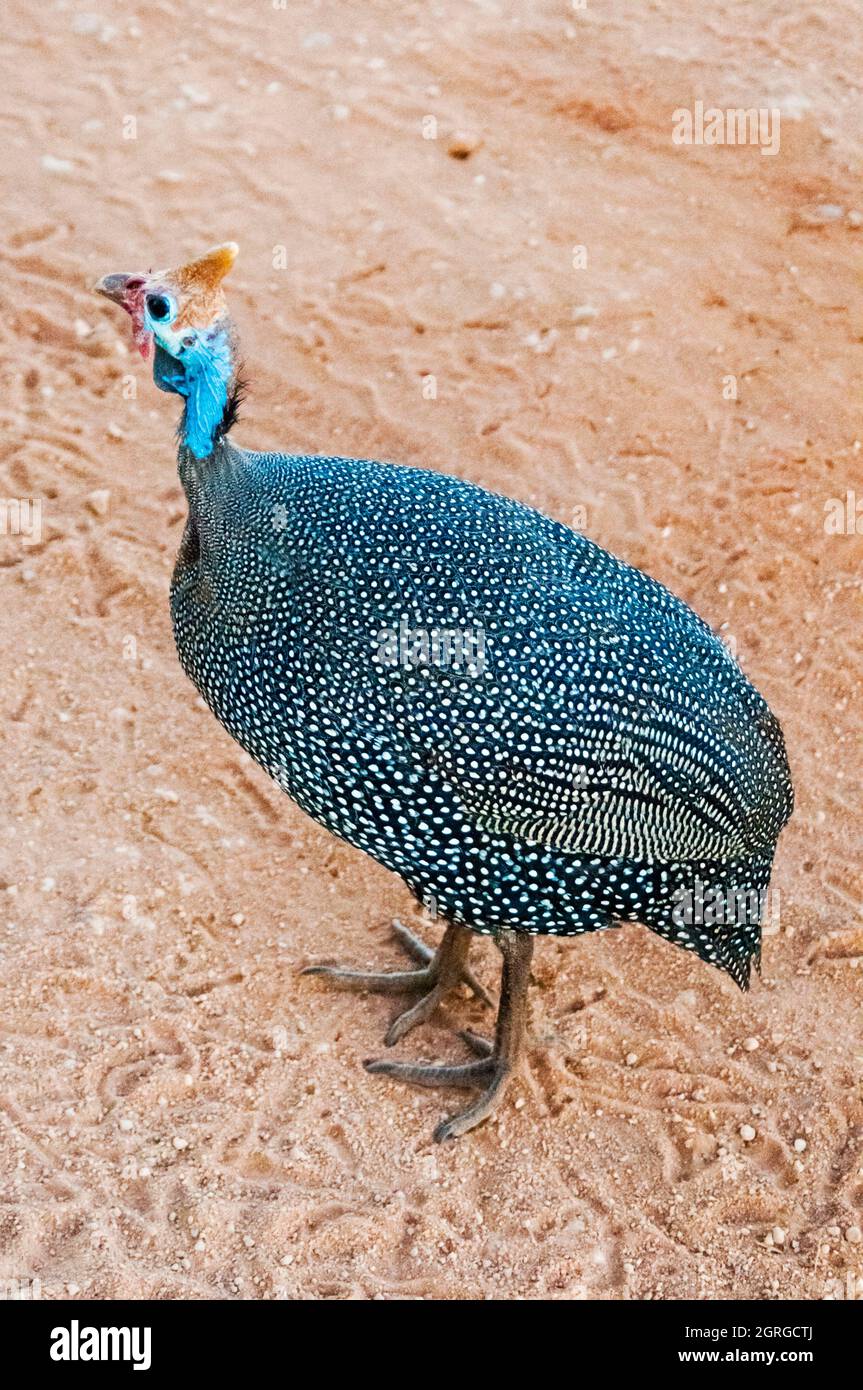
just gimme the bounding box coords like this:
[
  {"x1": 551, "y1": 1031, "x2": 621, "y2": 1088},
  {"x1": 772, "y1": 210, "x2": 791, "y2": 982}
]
[{"x1": 154, "y1": 326, "x2": 234, "y2": 459}]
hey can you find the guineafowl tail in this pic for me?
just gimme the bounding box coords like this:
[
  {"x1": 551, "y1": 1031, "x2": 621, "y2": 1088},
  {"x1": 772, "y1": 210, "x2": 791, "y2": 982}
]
[{"x1": 638, "y1": 854, "x2": 778, "y2": 990}]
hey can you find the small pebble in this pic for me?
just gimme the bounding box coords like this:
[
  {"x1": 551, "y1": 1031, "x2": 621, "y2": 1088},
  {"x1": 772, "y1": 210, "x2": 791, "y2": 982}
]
[
  {"x1": 42, "y1": 154, "x2": 75, "y2": 174},
  {"x1": 846, "y1": 1226, "x2": 862, "y2": 1245},
  {"x1": 86, "y1": 488, "x2": 111, "y2": 517},
  {"x1": 811, "y1": 202, "x2": 843, "y2": 221},
  {"x1": 72, "y1": 13, "x2": 101, "y2": 35},
  {"x1": 794, "y1": 202, "x2": 844, "y2": 227},
  {"x1": 447, "y1": 131, "x2": 481, "y2": 160},
  {"x1": 180, "y1": 83, "x2": 211, "y2": 107},
  {"x1": 793, "y1": 1137, "x2": 807, "y2": 1153},
  {"x1": 740, "y1": 1124, "x2": 757, "y2": 1142}
]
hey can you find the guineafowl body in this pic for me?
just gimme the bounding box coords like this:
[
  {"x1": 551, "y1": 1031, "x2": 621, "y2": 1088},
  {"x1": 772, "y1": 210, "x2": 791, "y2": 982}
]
[
  {"x1": 172, "y1": 442, "x2": 791, "y2": 989},
  {"x1": 95, "y1": 243, "x2": 793, "y2": 1138}
]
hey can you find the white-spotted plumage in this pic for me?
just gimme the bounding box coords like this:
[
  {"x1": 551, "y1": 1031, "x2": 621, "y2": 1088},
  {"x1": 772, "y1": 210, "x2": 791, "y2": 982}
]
[{"x1": 171, "y1": 443, "x2": 793, "y2": 990}]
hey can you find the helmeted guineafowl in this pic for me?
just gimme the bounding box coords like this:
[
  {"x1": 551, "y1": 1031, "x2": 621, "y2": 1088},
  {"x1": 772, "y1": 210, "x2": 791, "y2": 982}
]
[{"x1": 94, "y1": 243, "x2": 793, "y2": 1141}]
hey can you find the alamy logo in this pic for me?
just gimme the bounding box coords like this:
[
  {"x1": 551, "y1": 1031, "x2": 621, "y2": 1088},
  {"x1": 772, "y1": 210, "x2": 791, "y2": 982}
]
[
  {"x1": 671, "y1": 877, "x2": 780, "y2": 935},
  {"x1": 0, "y1": 496, "x2": 42, "y2": 546},
  {"x1": 824, "y1": 1271, "x2": 863, "y2": 1300},
  {"x1": 373, "y1": 615, "x2": 486, "y2": 676},
  {"x1": 0, "y1": 1275, "x2": 41, "y2": 1300},
  {"x1": 672, "y1": 102, "x2": 780, "y2": 156},
  {"x1": 50, "y1": 1320, "x2": 151, "y2": 1371},
  {"x1": 824, "y1": 490, "x2": 863, "y2": 534}
]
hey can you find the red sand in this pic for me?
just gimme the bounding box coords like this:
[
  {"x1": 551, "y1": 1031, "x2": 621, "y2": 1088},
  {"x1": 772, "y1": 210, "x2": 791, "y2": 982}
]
[{"x1": 0, "y1": 0, "x2": 861, "y2": 1299}]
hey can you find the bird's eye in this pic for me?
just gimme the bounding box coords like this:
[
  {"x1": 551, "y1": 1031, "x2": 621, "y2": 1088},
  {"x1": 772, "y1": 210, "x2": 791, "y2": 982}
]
[{"x1": 146, "y1": 293, "x2": 173, "y2": 322}]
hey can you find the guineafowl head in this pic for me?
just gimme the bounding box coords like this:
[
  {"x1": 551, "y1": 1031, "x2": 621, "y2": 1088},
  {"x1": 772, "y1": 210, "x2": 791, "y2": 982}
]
[{"x1": 93, "y1": 242, "x2": 243, "y2": 459}]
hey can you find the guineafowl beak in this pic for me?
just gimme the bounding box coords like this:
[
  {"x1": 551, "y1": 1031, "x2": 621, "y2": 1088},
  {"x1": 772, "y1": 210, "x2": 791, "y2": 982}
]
[
  {"x1": 93, "y1": 269, "x2": 153, "y2": 356},
  {"x1": 93, "y1": 272, "x2": 138, "y2": 307}
]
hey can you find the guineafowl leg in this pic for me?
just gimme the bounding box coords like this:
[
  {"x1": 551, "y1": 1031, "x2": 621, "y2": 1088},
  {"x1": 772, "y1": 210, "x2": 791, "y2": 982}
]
[
  {"x1": 302, "y1": 921, "x2": 494, "y2": 1046},
  {"x1": 365, "y1": 930, "x2": 534, "y2": 1141}
]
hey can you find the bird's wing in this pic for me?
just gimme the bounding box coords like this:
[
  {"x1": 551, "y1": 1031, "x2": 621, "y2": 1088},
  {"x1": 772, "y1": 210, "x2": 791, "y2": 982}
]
[
  {"x1": 379, "y1": 558, "x2": 790, "y2": 866},
  {"x1": 257, "y1": 457, "x2": 791, "y2": 866}
]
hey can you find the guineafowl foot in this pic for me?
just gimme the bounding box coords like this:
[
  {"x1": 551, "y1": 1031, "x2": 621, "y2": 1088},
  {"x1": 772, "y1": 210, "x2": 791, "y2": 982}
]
[
  {"x1": 364, "y1": 929, "x2": 534, "y2": 1141},
  {"x1": 302, "y1": 920, "x2": 494, "y2": 1046}
]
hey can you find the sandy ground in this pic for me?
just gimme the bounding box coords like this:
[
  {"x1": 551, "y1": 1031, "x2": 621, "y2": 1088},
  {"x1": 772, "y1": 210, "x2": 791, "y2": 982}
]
[{"x1": 1, "y1": 0, "x2": 862, "y2": 1301}]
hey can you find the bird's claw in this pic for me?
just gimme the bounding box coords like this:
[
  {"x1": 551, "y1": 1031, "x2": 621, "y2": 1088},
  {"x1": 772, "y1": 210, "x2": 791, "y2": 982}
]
[
  {"x1": 363, "y1": 1048, "x2": 515, "y2": 1141},
  {"x1": 301, "y1": 920, "x2": 494, "y2": 1044},
  {"x1": 390, "y1": 921, "x2": 496, "y2": 1008}
]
